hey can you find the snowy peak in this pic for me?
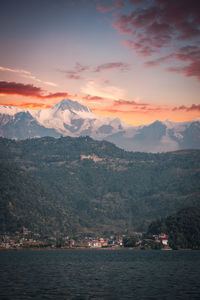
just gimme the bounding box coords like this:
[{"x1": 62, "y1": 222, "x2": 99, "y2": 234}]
[
  {"x1": 0, "y1": 99, "x2": 200, "y2": 152},
  {"x1": 0, "y1": 105, "x2": 26, "y2": 116},
  {"x1": 52, "y1": 99, "x2": 91, "y2": 113}
]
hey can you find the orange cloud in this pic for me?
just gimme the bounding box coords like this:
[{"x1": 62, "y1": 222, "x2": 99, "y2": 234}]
[
  {"x1": 82, "y1": 94, "x2": 104, "y2": 101},
  {"x1": 20, "y1": 103, "x2": 52, "y2": 109},
  {"x1": 114, "y1": 99, "x2": 140, "y2": 106},
  {"x1": 88, "y1": 97, "x2": 200, "y2": 125},
  {"x1": 0, "y1": 81, "x2": 70, "y2": 99},
  {"x1": 112, "y1": 99, "x2": 163, "y2": 113},
  {"x1": 0, "y1": 101, "x2": 52, "y2": 109}
]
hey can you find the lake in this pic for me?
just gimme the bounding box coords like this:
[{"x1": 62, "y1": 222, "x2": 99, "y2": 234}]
[{"x1": 0, "y1": 249, "x2": 200, "y2": 299}]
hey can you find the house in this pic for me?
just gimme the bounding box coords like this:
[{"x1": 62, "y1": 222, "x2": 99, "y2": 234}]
[
  {"x1": 88, "y1": 240, "x2": 102, "y2": 247},
  {"x1": 161, "y1": 238, "x2": 168, "y2": 246},
  {"x1": 159, "y1": 233, "x2": 167, "y2": 239},
  {"x1": 88, "y1": 238, "x2": 108, "y2": 248},
  {"x1": 69, "y1": 240, "x2": 75, "y2": 247}
]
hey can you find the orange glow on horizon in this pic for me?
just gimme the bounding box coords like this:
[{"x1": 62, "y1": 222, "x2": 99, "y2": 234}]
[
  {"x1": 0, "y1": 97, "x2": 199, "y2": 126},
  {"x1": 92, "y1": 108, "x2": 200, "y2": 126}
]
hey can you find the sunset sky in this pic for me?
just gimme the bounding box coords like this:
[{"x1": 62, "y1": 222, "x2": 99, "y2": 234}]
[{"x1": 0, "y1": 0, "x2": 200, "y2": 125}]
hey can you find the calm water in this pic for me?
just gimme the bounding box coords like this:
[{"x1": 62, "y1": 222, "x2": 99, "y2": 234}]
[{"x1": 0, "y1": 250, "x2": 200, "y2": 300}]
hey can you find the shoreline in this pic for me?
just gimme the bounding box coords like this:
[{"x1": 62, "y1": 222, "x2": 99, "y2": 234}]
[
  {"x1": 1, "y1": 246, "x2": 194, "y2": 251},
  {"x1": 0, "y1": 247, "x2": 134, "y2": 251}
]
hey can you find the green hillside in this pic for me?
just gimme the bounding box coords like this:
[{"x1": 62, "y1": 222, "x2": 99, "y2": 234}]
[
  {"x1": 0, "y1": 136, "x2": 200, "y2": 237},
  {"x1": 147, "y1": 207, "x2": 200, "y2": 249}
]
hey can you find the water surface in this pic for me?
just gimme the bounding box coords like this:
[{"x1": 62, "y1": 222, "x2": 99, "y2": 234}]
[{"x1": 0, "y1": 250, "x2": 200, "y2": 299}]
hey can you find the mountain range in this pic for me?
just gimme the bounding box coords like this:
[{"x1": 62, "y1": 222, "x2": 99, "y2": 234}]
[{"x1": 0, "y1": 98, "x2": 200, "y2": 152}]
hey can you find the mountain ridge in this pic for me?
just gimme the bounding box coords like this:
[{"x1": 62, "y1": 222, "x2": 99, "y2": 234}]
[{"x1": 0, "y1": 98, "x2": 200, "y2": 152}]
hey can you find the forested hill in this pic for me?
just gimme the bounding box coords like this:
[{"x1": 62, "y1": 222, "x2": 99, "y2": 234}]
[
  {"x1": 0, "y1": 136, "x2": 200, "y2": 236},
  {"x1": 147, "y1": 207, "x2": 200, "y2": 249}
]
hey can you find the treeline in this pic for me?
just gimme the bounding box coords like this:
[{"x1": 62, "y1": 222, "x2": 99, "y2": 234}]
[{"x1": 148, "y1": 207, "x2": 200, "y2": 249}]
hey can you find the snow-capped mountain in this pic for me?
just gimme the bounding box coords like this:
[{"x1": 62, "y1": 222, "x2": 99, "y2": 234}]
[
  {"x1": 106, "y1": 119, "x2": 200, "y2": 152},
  {"x1": 0, "y1": 98, "x2": 200, "y2": 152},
  {"x1": 0, "y1": 99, "x2": 130, "y2": 140}
]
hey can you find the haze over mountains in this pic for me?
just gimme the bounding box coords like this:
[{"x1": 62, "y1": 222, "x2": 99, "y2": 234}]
[{"x1": 0, "y1": 99, "x2": 200, "y2": 152}]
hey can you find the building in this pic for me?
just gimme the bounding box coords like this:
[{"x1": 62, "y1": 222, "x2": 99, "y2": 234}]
[{"x1": 161, "y1": 238, "x2": 168, "y2": 246}]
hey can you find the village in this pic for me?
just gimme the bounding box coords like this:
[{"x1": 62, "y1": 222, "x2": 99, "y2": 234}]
[{"x1": 0, "y1": 227, "x2": 171, "y2": 250}]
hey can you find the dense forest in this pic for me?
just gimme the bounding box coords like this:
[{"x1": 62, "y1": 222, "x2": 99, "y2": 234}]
[
  {"x1": 0, "y1": 136, "x2": 200, "y2": 237},
  {"x1": 148, "y1": 207, "x2": 200, "y2": 249}
]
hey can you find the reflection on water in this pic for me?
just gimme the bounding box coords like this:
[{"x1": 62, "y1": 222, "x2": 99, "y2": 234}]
[{"x1": 0, "y1": 250, "x2": 200, "y2": 299}]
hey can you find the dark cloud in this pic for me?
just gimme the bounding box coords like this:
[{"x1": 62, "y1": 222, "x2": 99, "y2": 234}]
[
  {"x1": 44, "y1": 92, "x2": 70, "y2": 99},
  {"x1": 0, "y1": 81, "x2": 42, "y2": 97},
  {"x1": 0, "y1": 81, "x2": 70, "y2": 99},
  {"x1": 113, "y1": 0, "x2": 200, "y2": 81},
  {"x1": 94, "y1": 62, "x2": 130, "y2": 72},
  {"x1": 172, "y1": 104, "x2": 200, "y2": 112},
  {"x1": 168, "y1": 46, "x2": 200, "y2": 81}
]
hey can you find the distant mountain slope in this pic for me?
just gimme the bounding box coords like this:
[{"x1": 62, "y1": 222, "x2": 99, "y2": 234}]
[
  {"x1": 0, "y1": 111, "x2": 60, "y2": 139},
  {"x1": 0, "y1": 137, "x2": 200, "y2": 236},
  {"x1": 0, "y1": 99, "x2": 200, "y2": 152}
]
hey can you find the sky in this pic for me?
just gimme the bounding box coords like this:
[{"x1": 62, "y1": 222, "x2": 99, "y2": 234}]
[{"x1": 0, "y1": 0, "x2": 200, "y2": 126}]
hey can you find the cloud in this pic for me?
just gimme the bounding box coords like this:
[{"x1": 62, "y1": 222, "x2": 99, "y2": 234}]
[
  {"x1": 0, "y1": 102, "x2": 52, "y2": 109},
  {"x1": 0, "y1": 81, "x2": 70, "y2": 99},
  {"x1": 59, "y1": 62, "x2": 89, "y2": 80},
  {"x1": 144, "y1": 46, "x2": 200, "y2": 81},
  {"x1": 113, "y1": 1, "x2": 125, "y2": 8},
  {"x1": 82, "y1": 80, "x2": 126, "y2": 100},
  {"x1": 92, "y1": 105, "x2": 162, "y2": 114},
  {"x1": 0, "y1": 66, "x2": 30, "y2": 75},
  {"x1": 59, "y1": 61, "x2": 130, "y2": 79},
  {"x1": 87, "y1": 98, "x2": 163, "y2": 114},
  {"x1": 166, "y1": 46, "x2": 200, "y2": 81},
  {"x1": 92, "y1": 107, "x2": 121, "y2": 113},
  {"x1": 112, "y1": 0, "x2": 200, "y2": 81},
  {"x1": 0, "y1": 66, "x2": 57, "y2": 87},
  {"x1": 112, "y1": 99, "x2": 162, "y2": 112},
  {"x1": 94, "y1": 62, "x2": 130, "y2": 72},
  {"x1": 21, "y1": 103, "x2": 52, "y2": 109},
  {"x1": 145, "y1": 54, "x2": 174, "y2": 67},
  {"x1": 97, "y1": 0, "x2": 124, "y2": 13},
  {"x1": 172, "y1": 104, "x2": 200, "y2": 112},
  {"x1": 65, "y1": 73, "x2": 81, "y2": 80},
  {"x1": 114, "y1": 99, "x2": 141, "y2": 106},
  {"x1": 82, "y1": 94, "x2": 104, "y2": 101},
  {"x1": 97, "y1": 4, "x2": 115, "y2": 13}
]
